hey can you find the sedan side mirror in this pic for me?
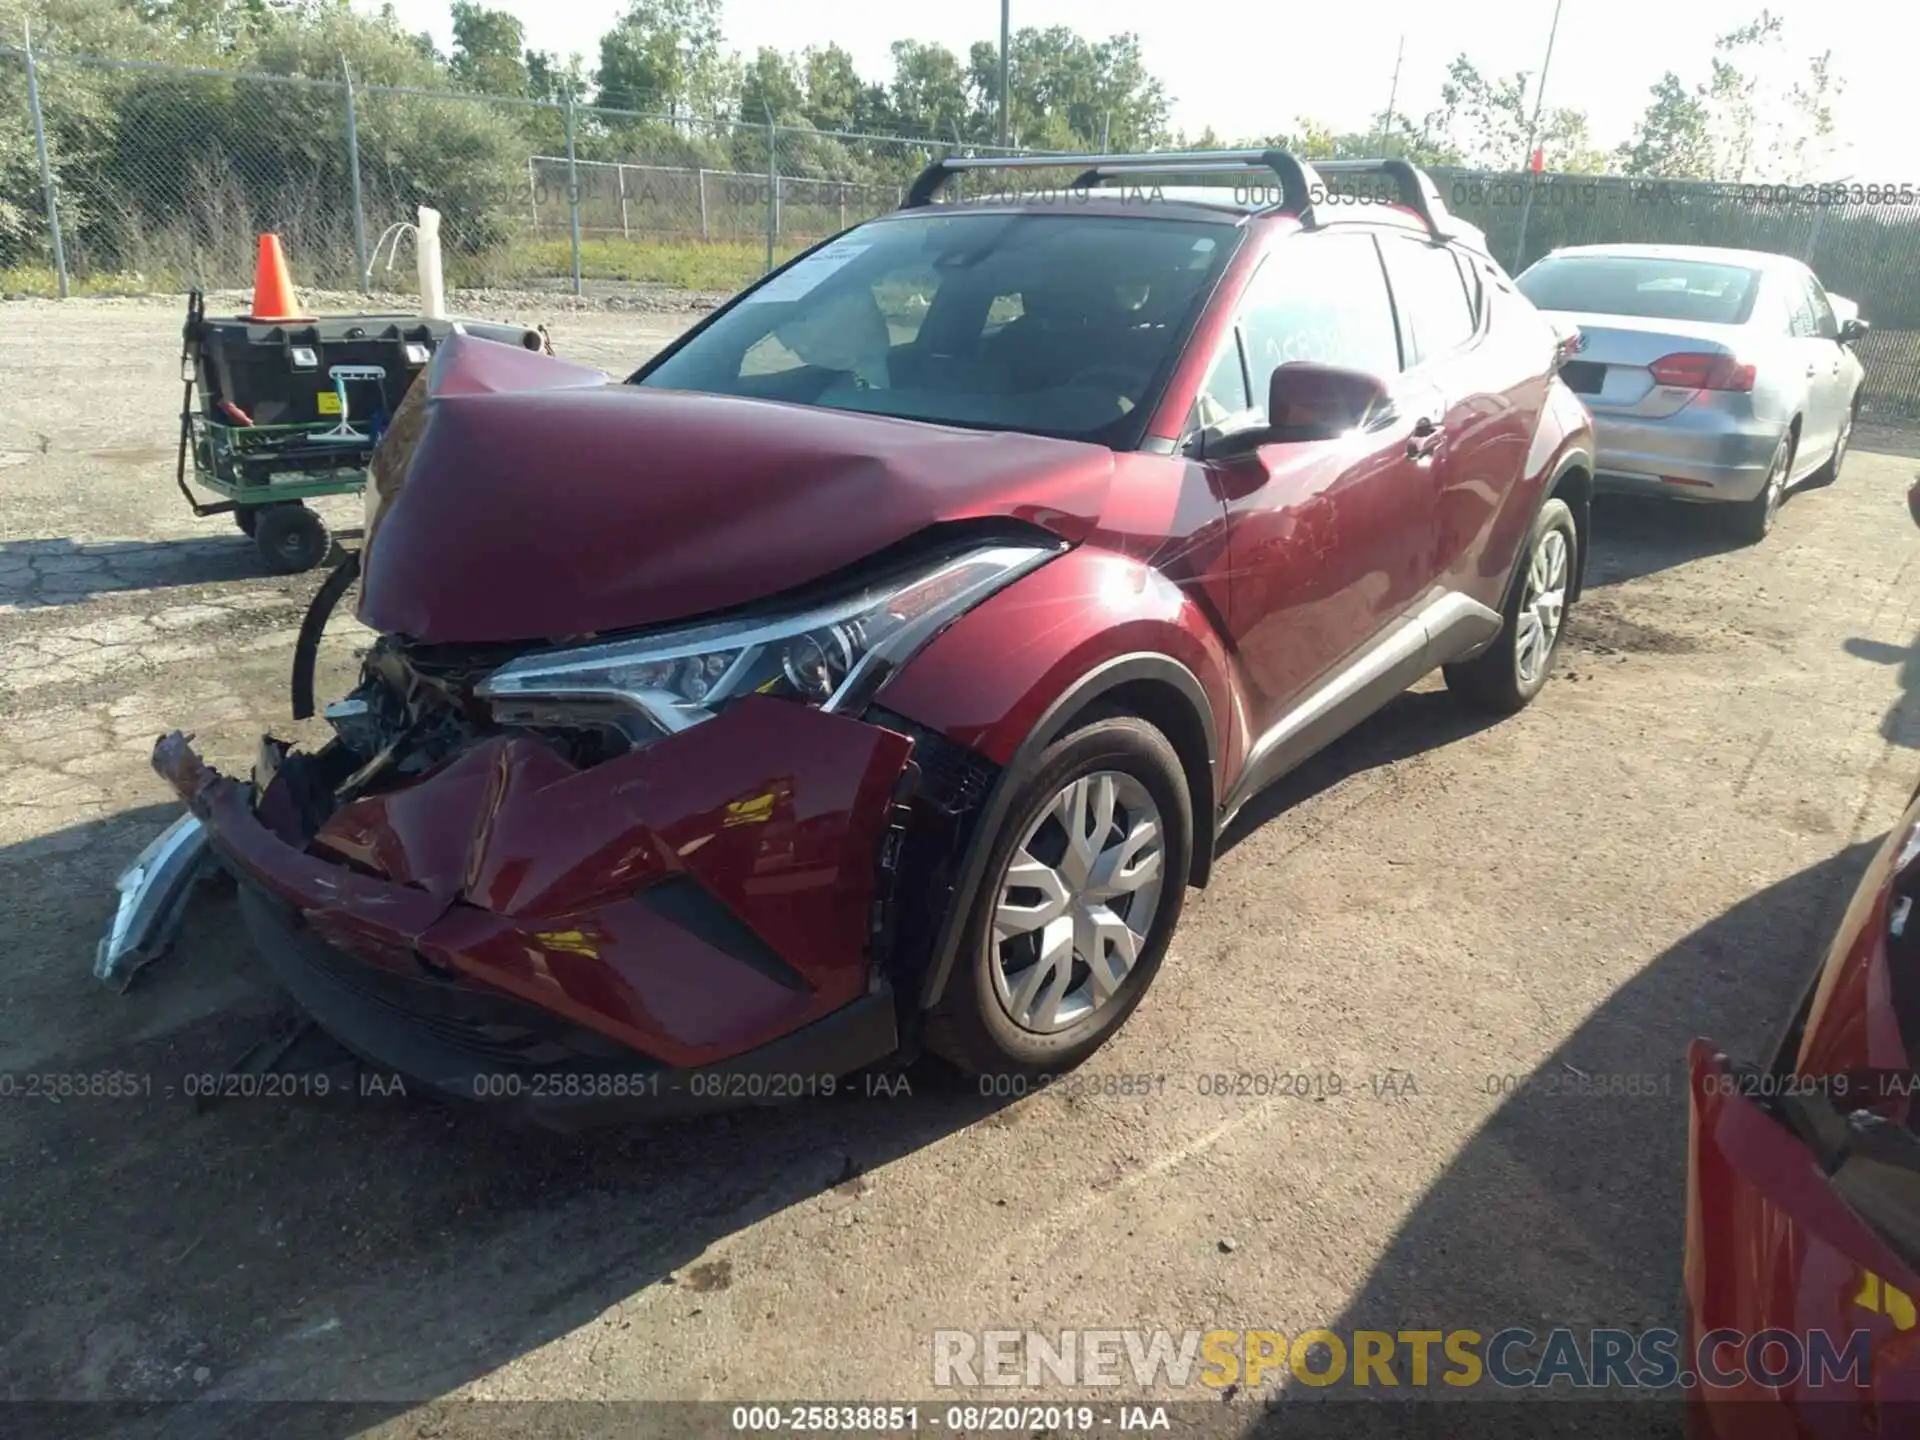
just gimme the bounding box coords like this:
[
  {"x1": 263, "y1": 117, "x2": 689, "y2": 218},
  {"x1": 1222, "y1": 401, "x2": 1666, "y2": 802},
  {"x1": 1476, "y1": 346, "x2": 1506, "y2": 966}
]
[
  {"x1": 1840, "y1": 316, "x2": 1870, "y2": 345},
  {"x1": 1266, "y1": 362, "x2": 1393, "y2": 440}
]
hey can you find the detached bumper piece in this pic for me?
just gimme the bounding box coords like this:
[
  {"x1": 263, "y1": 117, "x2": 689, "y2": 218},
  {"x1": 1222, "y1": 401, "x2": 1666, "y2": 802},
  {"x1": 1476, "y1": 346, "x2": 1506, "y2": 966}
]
[
  {"x1": 146, "y1": 701, "x2": 916, "y2": 1131},
  {"x1": 95, "y1": 812, "x2": 214, "y2": 987}
]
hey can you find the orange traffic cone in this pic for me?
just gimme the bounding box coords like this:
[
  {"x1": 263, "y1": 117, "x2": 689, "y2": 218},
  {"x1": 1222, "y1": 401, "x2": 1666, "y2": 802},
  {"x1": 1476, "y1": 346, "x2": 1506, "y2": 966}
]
[{"x1": 245, "y1": 233, "x2": 311, "y2": 322}]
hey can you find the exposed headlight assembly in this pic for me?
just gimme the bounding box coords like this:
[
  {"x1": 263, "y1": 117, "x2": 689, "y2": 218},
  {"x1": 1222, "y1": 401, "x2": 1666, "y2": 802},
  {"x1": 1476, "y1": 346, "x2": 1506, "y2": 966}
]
[{"x1": 476, "y1": 541, "x2": 1061, "y2": 739}]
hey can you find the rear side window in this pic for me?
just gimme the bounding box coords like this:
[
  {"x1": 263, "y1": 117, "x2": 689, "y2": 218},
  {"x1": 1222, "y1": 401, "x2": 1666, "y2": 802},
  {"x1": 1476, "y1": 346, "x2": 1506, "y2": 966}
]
[
  {"x1": 1804, "y1": 276, "x2": 1839, "y2": 340},
  {"x1": 1515, "y1": 254, "x2": 1762, "y2": 325},
  {"x1": 1238, "y1": 232, "x2": 1401, "y2": 398},
  {"x1": 1380, "y1": 238, "x2": 1478, "y2": 365}
]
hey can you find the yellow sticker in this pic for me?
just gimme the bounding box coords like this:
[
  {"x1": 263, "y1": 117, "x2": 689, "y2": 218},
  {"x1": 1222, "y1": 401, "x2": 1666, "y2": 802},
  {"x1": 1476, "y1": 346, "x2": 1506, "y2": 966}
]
[{"x1": 315, "y1": 391, "x2": 341, "y2": 414}]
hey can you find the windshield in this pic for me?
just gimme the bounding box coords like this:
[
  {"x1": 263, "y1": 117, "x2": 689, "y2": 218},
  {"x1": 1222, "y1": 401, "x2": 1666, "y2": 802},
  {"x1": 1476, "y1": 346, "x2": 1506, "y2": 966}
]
[
  {"x1": 632, "y1": 211, "x2": 1238, "y2": 444},
  {"x1": 1516, "y1": 254, "x2": 1761, "y2": 325}
]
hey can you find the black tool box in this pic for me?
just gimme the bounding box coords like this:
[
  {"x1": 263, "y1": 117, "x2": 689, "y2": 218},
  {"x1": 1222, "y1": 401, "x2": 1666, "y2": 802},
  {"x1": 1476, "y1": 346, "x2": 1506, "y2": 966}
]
[
  {"x1": 173, "y1": 290, "x2": 547, "y2": 574},
  {"x1": 191, "y1": 312, "x2": 543, "y2": 427}
]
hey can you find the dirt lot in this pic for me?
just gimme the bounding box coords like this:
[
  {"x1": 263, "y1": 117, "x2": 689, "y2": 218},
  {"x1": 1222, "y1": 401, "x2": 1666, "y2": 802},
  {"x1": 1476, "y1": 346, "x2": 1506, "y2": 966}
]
[{"x1": 4, "y1": 296, "x2": 1920, "y2": 1437}]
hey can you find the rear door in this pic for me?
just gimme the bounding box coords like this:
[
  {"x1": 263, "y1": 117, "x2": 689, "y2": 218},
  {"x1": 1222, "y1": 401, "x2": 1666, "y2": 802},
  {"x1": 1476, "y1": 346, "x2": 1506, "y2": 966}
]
[
  {"x1": 1797, "y1": 270, "x2": 1847, "y2": 465},
  {"x1": 1198, "y1": 230, "x2": 1441, "y2": 731},
  {"x1": 1376, "y1": 235, "x2": 1535, "y2": 609}
]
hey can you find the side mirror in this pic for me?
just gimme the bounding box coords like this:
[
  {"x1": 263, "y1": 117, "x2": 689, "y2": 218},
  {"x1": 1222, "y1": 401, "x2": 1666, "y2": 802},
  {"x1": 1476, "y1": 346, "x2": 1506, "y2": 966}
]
[
  {"x1": 1840, "y1": 316, "x2": 1870, "y2": 345},
  {"x1": 1265, "y1": 362, "x2": 1393, "y2": 440}
]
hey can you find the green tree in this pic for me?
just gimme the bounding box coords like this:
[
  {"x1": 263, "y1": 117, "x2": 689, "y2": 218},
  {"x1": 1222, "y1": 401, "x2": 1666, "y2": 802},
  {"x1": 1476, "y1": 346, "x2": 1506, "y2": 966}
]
[
  {"x1": 739, "y1": 46, "x2": 804, "y2": 124},
  {"x1": 1616, "y1": 71, "x2": 1716, "y2": 177},
  {"x1": 449, "y1": 2, "x2": 528, "y2": 97},
  {"x1": 963, "y1": 27, "x2": 1169, "y2": 151},
  {"x1": 886, "y1": 39, "x2": 971, "y2": 142},
  {"x1": 594, "y1": 0, "x2": 726, "y2": 113},
  {"x1": 1783, "y1": 48, "x2": 1841, "y2": 182}
]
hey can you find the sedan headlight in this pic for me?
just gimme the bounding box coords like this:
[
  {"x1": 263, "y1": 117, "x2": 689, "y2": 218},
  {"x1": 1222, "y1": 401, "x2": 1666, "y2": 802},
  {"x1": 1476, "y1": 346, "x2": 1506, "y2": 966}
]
[{"x1": 475, "y1": 541, "x2": 1061, "y2": 737}]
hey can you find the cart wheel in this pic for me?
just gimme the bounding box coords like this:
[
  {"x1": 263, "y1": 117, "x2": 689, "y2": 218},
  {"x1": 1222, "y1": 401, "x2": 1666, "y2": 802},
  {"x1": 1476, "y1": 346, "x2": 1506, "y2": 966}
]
[
  {"x1": 234, "y1": 508, "x2": 258, "y2": 537},
  {"x1": 254, "y1": 504, "x2": 331, "y2": 574}
]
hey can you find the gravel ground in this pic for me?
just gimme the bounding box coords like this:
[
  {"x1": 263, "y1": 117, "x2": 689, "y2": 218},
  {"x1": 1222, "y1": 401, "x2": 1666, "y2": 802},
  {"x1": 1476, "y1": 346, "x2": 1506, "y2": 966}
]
[{"x1": 4, "y1": 296, "x2": 1920, "y2": 1438}]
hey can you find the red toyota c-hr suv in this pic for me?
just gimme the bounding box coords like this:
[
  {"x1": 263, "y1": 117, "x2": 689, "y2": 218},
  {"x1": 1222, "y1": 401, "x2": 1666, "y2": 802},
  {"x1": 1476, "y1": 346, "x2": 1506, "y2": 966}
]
[{"x1": 143, "y1": 153, "x2": 1595, "y2": 1126}]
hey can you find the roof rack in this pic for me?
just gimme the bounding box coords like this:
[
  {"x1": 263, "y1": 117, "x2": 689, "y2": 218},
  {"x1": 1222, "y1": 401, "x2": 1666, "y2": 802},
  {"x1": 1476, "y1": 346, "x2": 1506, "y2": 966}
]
[{"x1": 900, "y1": 150, "x2": 1455, "y2": 242}]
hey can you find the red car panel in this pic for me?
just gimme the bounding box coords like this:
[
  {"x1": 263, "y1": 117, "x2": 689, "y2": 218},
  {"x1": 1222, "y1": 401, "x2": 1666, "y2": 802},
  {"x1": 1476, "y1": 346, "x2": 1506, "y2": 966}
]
[
  {"x1": 156, "y1": 698, "x2": 913, "y2": 1067},
  {"x1": 1686, "y1": 1042, "x2": 1920, "y2": 1437},
  {"x1": 360, "y1": 335, "x2": 1115, "y2": 645}
]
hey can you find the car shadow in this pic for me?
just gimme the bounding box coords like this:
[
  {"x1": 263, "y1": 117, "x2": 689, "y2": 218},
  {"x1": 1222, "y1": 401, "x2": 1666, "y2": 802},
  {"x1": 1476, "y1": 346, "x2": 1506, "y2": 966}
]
[
  {"x1": 0, "y1": 809, "x2": 1009, "y2": 1440},
  {"x1": 1217, "y1": 687, "x2": 1505, "y2": 859},
  {"x1": 1844, "y1": 629, "x2": 1920, "y2": 750},
  {"x1": 1581, "y1": 495, "x2": 1743, "y2": 589},
  {"x1": 1243, "y1": 837, "x2": 1882, "y2": 1437},
  {"x1": 0, "y1": 532, "x2": 360, "y2": 609}
]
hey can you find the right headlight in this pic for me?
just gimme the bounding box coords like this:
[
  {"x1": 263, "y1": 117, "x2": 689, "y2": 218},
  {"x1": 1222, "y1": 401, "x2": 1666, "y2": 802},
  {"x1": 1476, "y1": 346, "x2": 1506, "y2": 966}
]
[{"x1": 476, "y1": 540, "x2": 1062, "y2": 738}]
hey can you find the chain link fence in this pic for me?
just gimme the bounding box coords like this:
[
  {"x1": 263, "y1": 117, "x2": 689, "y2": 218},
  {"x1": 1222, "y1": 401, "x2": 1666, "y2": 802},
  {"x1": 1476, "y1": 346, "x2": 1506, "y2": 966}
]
[{"x1": 8, "y1": 46, "x2": 1920, "y2": 414}]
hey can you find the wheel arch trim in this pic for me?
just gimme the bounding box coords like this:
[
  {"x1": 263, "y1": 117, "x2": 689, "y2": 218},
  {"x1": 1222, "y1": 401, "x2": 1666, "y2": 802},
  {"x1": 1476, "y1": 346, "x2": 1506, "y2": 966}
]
[{"x1": 915, "y1": 651, "x2": 1218, "y2": 1011}]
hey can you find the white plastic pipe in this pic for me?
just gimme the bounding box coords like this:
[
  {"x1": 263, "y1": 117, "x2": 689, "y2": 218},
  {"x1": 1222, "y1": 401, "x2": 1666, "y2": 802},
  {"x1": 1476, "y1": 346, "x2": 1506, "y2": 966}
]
[{"x1": 417, "y1": 205, "x2": 446, "y2": 320}]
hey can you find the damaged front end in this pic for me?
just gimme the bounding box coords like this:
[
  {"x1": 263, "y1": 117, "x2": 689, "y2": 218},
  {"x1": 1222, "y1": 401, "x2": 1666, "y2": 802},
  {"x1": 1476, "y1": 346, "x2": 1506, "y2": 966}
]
[
  {"x1": 137, "y1": 617, "x2": 938, "y2": 1126},
  {"x1": 103, "y1": 331, "x2": 1054, "y2": 1125}
]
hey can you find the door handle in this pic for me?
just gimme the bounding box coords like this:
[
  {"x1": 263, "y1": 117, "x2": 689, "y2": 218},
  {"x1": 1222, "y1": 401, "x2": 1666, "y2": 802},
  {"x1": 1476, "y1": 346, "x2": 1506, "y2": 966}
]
[{"x1": 1407, "y1": 416, "x2": 1445, "y2": 461}]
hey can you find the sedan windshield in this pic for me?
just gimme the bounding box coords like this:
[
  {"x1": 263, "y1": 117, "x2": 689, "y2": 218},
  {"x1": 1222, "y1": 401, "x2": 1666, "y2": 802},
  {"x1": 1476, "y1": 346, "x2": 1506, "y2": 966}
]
[
  {"x1": 1516, "y1": 254, "x2": 1761, "y2": 325},
  {"x1": 633, "y1": 210, "x2": 1237, "y2": 444}
]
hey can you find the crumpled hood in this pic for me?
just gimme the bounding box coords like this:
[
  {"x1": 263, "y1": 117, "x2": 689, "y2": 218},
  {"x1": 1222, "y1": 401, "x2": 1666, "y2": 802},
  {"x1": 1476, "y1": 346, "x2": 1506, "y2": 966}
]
[{"x1": 358, "y1": 334, "x2": 1116, "y2": 643}]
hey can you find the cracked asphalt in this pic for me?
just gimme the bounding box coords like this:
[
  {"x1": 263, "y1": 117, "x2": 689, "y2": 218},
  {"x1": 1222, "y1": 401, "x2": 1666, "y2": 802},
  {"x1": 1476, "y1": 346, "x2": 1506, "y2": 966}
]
[{"x1": 4, "y1": 296, "x2": 1920, "y2": 1440}]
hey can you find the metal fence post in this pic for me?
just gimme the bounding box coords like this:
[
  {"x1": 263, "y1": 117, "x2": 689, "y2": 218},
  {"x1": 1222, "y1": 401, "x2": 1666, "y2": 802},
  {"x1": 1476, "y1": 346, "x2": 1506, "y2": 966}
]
[
  {"x1": 616, "y1": 164, "x2": 630, "y2": 240},
  {"x1": 697, "y1": 168, "x2": 709, "y2": 242},
  {"x1": 1512, "y1": 179, "x2": 1538, "y2": 273},
  {"x1": 341, "y1": 58, "x2": 370, "y2": 292},
  {"x1": 22, "y1": 24, "x2": 69, "y2": 299},
  {"x1": 563, "y1": 96, "x2": 583, "y2": 296},
  {"x1": 765, "y1": 109, "x2": 779, "y2": 274}
]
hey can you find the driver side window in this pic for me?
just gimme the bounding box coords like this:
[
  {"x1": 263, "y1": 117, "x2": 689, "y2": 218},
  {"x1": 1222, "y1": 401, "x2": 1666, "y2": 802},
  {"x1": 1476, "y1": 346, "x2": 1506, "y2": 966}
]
[{"x1": 1804, "y1": 276, "x2": 1839, "y2": 340}]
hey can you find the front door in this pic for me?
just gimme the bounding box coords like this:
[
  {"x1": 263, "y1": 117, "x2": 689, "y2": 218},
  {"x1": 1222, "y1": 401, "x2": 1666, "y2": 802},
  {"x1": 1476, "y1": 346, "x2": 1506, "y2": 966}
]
[{"x1": 1201, "y1": 230, "x2": 1444, "y2": 737}]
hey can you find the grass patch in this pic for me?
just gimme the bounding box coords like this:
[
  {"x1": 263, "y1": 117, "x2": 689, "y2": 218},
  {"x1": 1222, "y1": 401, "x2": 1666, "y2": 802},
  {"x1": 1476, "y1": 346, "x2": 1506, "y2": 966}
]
[
  {"x1": 457, "y1": 236, "x2": 815, "y2": 293},
  {"x1": 0, "y1": 264, "x2": 192, "y2": 297}
]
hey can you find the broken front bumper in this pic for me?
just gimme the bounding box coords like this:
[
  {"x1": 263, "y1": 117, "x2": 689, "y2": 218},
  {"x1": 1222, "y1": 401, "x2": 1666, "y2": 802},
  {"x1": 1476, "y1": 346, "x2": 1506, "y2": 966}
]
[
  {"x1": 146, "y1": 697, "x2": 919, "y2": 1128},
  {"x1": 95, "y1": 812, "x2": 215, "y2": 986}
]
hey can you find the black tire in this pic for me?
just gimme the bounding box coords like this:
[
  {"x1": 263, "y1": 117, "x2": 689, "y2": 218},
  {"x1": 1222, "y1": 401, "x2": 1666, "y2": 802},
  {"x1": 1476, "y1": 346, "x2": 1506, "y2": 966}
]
[
  {"x1": 234, "y1": 507, "x2": 258, "y2": 536},
  {"x1": 1813, "y1": 399, "x2": 1857, "y2": 487},
  {"x1": 1444, "y1": 496, "x2": 1577, "y2": 715},
  {"x1": 1731, "y1": 432, "x2": 1793, "y2": 545},
  {"x1": 924, "y1": 714, "x2": 1191, "y2": 1078},
  {"x1": 254, "y1": 503, "x2": 331, "y2": 574}
]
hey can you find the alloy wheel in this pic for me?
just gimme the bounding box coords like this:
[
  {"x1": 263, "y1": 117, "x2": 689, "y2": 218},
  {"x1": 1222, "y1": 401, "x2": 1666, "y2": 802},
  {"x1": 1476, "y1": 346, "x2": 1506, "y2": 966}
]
[
  {"x1": 1515, "y1": 526, "x2": 1570, "y2": 687},
  {"x1": 1762, "y1": 439, "x2": 1790, "y2": 525},
  {"x1": 990, "y1": 771, "x2": 1166, "y2": 1034}
]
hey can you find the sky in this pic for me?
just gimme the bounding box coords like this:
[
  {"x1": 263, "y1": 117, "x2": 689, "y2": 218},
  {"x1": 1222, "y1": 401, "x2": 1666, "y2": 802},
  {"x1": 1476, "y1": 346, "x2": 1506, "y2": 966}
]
[{"x1": 374, "y1": 0, "x2": 1904, "y2": 179}]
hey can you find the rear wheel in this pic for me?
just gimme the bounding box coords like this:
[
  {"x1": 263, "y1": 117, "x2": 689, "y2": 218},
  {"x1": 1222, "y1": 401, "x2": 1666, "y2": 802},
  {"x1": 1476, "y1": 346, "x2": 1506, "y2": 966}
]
[
  {"x1": 1732, "y1": 432, "x2": 1793, "y2": 545},
  {"x1": 1815, "y1": 401, "x2": 1856, "y2": 486},
  {"x1": 925, "y1": 715, "x2": 1190, "y2": 1078},
  {"x1": 1444, "y1": 497, "x2": 1576, "y2": 715}
]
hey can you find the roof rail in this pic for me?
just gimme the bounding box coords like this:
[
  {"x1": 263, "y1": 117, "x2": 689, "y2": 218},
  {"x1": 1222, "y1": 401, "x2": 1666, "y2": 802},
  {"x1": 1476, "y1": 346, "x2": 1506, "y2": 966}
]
[{"x1": 900, "y1": 149, "x2": 1455, "y2": 242}]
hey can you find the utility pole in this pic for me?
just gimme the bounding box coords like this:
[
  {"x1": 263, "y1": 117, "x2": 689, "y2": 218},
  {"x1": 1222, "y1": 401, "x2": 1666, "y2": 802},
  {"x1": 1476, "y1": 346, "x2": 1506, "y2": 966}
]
[
  {"x1": 1512, "y1": 0, "x2": 1568, "y2": 272},
  {"x1": 1378, "y1": 35, "x2": 1405, "y2": 155},
  {"x1": 1518, "y1": 0, "x2": 1567, "y2": 172},
  {"x1": 998, "y1": 0, "x2": 1011, "y2": 149}
]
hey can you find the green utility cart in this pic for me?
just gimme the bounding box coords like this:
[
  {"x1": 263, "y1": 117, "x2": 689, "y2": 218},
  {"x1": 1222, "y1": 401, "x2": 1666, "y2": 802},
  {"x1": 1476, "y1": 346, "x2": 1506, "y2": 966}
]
[{"x1": 173, "y1": 289, "x2": 543, "y2": 573}]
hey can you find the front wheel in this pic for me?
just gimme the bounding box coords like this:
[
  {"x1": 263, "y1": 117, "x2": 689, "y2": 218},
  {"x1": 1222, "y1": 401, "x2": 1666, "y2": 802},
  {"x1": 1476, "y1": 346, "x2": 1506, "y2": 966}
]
[
  {"x1": 1444, "y1": 496, "x2": 1577, "y2": 715},
  {"x1": 924, "y1": 715, "x2": 1191, "y2": 1078}
]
